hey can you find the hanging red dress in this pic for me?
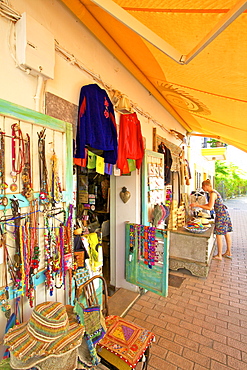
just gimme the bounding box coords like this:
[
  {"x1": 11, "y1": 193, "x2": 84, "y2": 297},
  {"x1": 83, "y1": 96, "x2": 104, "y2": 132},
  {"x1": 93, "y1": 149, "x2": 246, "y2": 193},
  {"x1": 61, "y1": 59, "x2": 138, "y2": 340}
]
[{"x1": 117, "y1": 112, "x2": 144, "y2": 174}]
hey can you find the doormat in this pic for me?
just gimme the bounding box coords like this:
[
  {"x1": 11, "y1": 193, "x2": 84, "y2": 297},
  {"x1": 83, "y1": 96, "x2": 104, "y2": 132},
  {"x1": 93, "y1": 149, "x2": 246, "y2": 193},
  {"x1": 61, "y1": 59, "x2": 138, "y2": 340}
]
[{"x1": 168, "y1": 274, "x2": 186, "y2": 288}]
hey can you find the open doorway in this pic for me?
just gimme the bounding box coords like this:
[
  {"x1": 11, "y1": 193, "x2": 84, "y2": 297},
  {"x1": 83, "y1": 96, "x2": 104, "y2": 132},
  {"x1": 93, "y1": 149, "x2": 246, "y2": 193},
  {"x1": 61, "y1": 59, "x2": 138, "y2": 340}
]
[{"x1": 75, "y1": 164, "x2": 111, "y2": 290}]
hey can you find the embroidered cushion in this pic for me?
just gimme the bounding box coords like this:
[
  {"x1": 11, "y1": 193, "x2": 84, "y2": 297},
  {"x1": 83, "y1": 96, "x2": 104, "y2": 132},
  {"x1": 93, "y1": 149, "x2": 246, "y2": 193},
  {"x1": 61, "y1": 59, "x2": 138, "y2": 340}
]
[{"x1": 97, "y1": 315, "x2": 155, "y2": 369}]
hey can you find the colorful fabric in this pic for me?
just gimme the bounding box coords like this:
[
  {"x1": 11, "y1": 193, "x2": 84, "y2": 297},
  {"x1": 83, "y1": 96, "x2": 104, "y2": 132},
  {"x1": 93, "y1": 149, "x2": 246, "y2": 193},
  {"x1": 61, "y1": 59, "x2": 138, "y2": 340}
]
[
  {"x1": 78, "y1": 337, "x2": 99, "y2": 368},
  {"x1": 96, "y1": 155, "x2": 105, "y2": 175},
  {"x1": 83, "y1": 233, "x2": 103, "y2": 271},
  {"x1": 87, "y1": 151, "x2": 96, "y2": 169},
  {"x1": 4, "y1": 302, "x2": 84, "y2": 363},
  {"x1": 0, "y1": 358, "x2": 12, "y2": 369},
  {"x1": 74, "y1": 266, "x2": 91, "y2": 288},
  {"x1": 97, "y1": 315, "x2": 155, "y2": 369},
  {"x1": 104, "y1": 163, "x2": 113, "y2": 175},
  {"x1": 117, "y1": 113, "x2": 144, "y2": 174},
  {"x1": 84, "y1": 334, "x2": 100, "y2": 366},
  {"x1": 83, "y1": 306, "x2": 106, "y2": 345},
  {"x1": 127, "y1": 159, "x2": 136, "y2": 172},
  {"x1": 74, "y1": 84, "x2": 118, "y2": 164},
  {"x1": 74, "y1": 303, "x2": 103, "y2": 366},
  {"x1": 74, "y1": 251, "x2": 85, "y2": 268},
  {"x1": 212, "y1": 190, "x2": 233, "y2": 235},
  {"x1": 74, "y1": 303, "x2": 106, "y2": 345}
]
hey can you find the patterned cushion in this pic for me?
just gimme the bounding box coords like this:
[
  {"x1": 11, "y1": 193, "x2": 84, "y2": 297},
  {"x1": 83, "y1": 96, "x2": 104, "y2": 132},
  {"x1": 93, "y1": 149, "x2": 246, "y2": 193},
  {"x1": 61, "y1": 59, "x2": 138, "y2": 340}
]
[{"x1": 97, "y1": 315, "x2": 155, "y2": 369}]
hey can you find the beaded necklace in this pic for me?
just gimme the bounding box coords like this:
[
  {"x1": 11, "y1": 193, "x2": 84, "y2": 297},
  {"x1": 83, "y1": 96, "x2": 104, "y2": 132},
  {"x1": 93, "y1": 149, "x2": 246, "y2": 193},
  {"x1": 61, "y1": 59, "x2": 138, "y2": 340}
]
[
  {"x1": 50, "y1": 151, "x2": 62, "y2": 207},
  {"x1": 130, "y1": 224, "x2": 157, "y2": 269},
  {"x1": 146, "y1": 226, "x2": 156, "y2": 268},
  {"x1": 30, "y1": 199, "x2": 40, "y2": 271},
  {"x1": 44, "y1": 215, "x2": 54, "y2": 296},
  {"x1": 1, "y1": 225, "x2": 11, "y2": 319},
  {"x1": 10, "y1": 123, "x2": 24, "y2": 192},
  {"x1": 10, "y1": 197, "x2": 22, "y2": 279},
  {"x1": 129, "y1": 224, "x2": 135, "y2": 262},
  {"x1": 19, "y1": 224, "x2": 25, "y2": 289},
  {"x1": 0, "y1": 130, "x2": 8, "y2": 197},
  {"x1": 44, "y1": 208, "x2": 72, "y2": 296},
  {"x1": 22, "y1": 202, "x2": 39, "y2": 307},
  {"x1": 38, "y1": 129, "x2": 49, "y2": 204},
  {"x1": 59, "y1": 224, "x2": 65, "y2": 288},
  {"x1": 3, "y1": 237, "x2": 21, "y2": 292},
  {"x1": 22, "y1": 134, "x2": 32, "y2": 199},
  {"x1": 65, "y1": 204, "x2": 73, "y2": 304}
]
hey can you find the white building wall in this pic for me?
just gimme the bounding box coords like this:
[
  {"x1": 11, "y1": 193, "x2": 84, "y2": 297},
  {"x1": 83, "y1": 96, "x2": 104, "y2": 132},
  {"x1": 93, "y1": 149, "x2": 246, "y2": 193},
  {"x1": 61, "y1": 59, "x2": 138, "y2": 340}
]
[
  {"x1": 0, "y1": 0, "x2": 214, "y2": 296},
  {"x1": 0, "y1": 0, "x2": 188, "y2": 293},
  {"x1": 188, "y1": 136, "x2": 215, "y2": 192}
]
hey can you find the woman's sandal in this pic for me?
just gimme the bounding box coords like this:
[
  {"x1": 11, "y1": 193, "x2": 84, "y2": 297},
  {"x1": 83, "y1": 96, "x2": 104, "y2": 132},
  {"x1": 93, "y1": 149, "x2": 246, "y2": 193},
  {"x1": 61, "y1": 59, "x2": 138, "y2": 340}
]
[{"x1": 222, "y1": 253, "x2": 232, "y2": 259}]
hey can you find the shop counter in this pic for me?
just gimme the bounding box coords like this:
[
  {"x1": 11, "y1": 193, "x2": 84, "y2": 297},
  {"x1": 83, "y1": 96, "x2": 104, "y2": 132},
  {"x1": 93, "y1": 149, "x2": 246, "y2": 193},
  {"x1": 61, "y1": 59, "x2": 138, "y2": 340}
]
[{"x1": 169, "y1": 225, "x2": 216, "y2": 277}]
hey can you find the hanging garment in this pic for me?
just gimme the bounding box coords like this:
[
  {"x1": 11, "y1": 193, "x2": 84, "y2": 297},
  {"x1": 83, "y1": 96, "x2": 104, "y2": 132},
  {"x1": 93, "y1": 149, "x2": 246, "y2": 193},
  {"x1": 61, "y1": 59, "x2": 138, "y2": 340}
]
[
  {"x1": 179, "y1": 149, "x2": 186, "y2": 186},
  {"x1": 158, "y1": 143, "x2": 173, "y2": 185},
  {"x1": 83, "y1": 233, "x2": 103, "y2": 272},
  {"x1": 74, "y1": 84, "x2": 118, "y2": 164},
  {"x1": 117, "y1": 112, "x2": 144, "y2": 174},
  {"x1": 184, "y1": 159, "x2": 191, "y2": 185}
]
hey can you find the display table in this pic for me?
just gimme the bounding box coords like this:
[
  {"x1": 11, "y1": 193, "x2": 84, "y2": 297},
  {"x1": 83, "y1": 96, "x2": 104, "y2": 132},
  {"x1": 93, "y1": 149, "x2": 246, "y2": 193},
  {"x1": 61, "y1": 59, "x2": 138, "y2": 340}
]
[{"x1": 169, "y1": 225, "x2": 216, "y2": 277}]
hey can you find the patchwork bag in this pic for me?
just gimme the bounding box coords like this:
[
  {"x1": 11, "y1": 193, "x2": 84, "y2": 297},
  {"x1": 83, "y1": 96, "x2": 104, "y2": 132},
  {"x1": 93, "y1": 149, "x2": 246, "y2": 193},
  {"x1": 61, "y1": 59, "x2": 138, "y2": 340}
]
[{"x1": 74, "y1": 302, "x2": 106, "y2": 366}]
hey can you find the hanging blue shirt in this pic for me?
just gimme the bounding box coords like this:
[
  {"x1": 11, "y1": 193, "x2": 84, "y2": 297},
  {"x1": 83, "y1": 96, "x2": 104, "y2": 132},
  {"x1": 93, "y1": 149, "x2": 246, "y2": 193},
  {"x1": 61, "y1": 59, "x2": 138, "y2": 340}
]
[{"x1": 74, "y1": 84, "x2": 118, "y2": 164}]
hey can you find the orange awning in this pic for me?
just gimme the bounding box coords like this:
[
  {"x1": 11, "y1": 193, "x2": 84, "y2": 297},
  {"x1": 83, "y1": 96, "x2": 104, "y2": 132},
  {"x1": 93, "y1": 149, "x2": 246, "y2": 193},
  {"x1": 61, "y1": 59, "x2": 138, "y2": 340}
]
[{"x1": 60, "y1": 0, "x2": 247, "y2": 153}]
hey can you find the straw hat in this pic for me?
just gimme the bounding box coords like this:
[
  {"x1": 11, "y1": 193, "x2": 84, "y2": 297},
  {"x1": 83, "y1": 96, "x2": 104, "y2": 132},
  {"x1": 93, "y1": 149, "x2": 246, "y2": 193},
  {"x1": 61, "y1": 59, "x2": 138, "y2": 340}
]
[{"x1": 4, "y1": 301, "x2": 84, "y2": 363}]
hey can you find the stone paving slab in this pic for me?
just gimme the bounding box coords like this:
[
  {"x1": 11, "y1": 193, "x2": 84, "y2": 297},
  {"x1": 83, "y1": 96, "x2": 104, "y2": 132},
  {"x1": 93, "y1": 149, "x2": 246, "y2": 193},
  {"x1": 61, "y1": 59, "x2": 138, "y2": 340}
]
[{"x1": 124, "y1": 196, "x2": 247, "y2": 370}]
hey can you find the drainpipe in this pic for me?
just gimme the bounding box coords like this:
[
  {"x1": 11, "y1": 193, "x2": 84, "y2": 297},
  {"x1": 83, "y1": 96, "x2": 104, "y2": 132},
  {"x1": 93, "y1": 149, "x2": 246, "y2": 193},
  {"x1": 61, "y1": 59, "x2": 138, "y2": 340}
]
[{"x1": 34, "y1": 74, "x2": 44, "y2": 112}]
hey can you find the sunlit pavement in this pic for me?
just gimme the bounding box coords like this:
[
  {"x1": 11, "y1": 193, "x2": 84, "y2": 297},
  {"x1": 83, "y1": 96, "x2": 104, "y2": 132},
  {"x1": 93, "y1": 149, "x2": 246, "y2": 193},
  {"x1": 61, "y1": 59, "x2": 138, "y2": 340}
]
[{"x1": 124, "y1": 196, "x2": 247, "y2": 370}]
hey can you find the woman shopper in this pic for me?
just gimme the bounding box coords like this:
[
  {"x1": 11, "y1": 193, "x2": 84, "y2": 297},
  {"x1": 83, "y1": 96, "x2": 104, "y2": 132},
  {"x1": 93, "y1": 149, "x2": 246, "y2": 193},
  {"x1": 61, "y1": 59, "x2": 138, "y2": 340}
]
[{"x1": 190, "y1": 179, "x2": 232, "y2": 260}]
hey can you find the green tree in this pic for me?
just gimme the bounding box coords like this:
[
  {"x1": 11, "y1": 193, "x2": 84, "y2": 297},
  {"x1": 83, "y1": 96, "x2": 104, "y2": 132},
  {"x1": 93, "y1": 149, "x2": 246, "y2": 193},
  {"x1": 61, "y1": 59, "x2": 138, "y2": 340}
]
[{"x1": 215, "y1": 161, "x2": 247, "y2": 199}]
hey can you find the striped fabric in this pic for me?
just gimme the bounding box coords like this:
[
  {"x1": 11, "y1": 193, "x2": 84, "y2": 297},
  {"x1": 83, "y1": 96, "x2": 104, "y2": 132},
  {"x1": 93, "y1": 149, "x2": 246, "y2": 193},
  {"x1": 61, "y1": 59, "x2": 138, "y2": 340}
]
[{"x1": 4, "y1": 302, "x2": 84, "y2": 362}]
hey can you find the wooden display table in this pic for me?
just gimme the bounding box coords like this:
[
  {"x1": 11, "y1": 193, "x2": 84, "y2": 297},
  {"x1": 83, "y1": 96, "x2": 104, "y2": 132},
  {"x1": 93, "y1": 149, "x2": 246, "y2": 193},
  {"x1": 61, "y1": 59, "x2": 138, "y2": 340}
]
[{"x1": 169, "y1": 225, "x2": 216, "y2": 277}]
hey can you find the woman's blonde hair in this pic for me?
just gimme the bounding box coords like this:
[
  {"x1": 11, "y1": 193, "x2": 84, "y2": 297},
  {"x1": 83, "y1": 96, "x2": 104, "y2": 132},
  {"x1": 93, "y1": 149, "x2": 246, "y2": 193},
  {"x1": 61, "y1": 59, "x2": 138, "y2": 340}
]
[{"x1": 202, "y1": 179, "x2": 212, "y2": 187}]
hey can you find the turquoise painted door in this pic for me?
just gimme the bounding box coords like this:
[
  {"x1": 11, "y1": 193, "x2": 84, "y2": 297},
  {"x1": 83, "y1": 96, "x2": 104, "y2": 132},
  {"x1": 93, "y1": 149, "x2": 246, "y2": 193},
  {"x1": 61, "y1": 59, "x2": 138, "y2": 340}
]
[{"x1": 125, "y1": 222, "x2": 169, "y2": 297}]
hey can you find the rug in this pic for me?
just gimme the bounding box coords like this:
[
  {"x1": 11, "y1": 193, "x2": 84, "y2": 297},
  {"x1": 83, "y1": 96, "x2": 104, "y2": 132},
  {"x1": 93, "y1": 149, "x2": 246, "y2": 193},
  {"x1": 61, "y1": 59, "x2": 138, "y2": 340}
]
[{"x1": 168, "y1": 274, "x2": 186, "y2": 288}]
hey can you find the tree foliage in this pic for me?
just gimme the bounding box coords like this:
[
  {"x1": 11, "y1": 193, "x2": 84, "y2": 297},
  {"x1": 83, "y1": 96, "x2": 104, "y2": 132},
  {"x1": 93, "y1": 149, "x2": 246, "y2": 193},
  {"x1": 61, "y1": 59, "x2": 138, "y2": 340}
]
[{"x1": 215, "y1": 161, "x2": 247, "y2": 199}]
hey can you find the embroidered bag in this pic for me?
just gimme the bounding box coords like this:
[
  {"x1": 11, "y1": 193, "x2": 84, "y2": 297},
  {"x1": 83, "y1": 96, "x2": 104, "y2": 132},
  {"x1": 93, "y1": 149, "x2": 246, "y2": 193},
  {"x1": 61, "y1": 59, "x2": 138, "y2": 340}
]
[{"x1": 74, "y1": 302, "x2": 106, "y2": 366}]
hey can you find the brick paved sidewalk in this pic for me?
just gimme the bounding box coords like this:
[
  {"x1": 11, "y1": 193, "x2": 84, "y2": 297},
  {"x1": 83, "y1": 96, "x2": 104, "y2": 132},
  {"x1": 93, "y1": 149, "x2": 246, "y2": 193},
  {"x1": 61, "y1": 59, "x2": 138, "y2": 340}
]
[{"x1": 124, "y1": 198, "x2": 247, "y2": 369}]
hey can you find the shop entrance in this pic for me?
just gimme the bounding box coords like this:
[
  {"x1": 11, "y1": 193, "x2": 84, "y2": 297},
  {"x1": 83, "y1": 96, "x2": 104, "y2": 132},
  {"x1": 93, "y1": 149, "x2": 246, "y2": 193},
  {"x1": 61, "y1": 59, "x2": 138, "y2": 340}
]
[{"x1": 75, "y1": 163, "x2": 111, "y2": 289}]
